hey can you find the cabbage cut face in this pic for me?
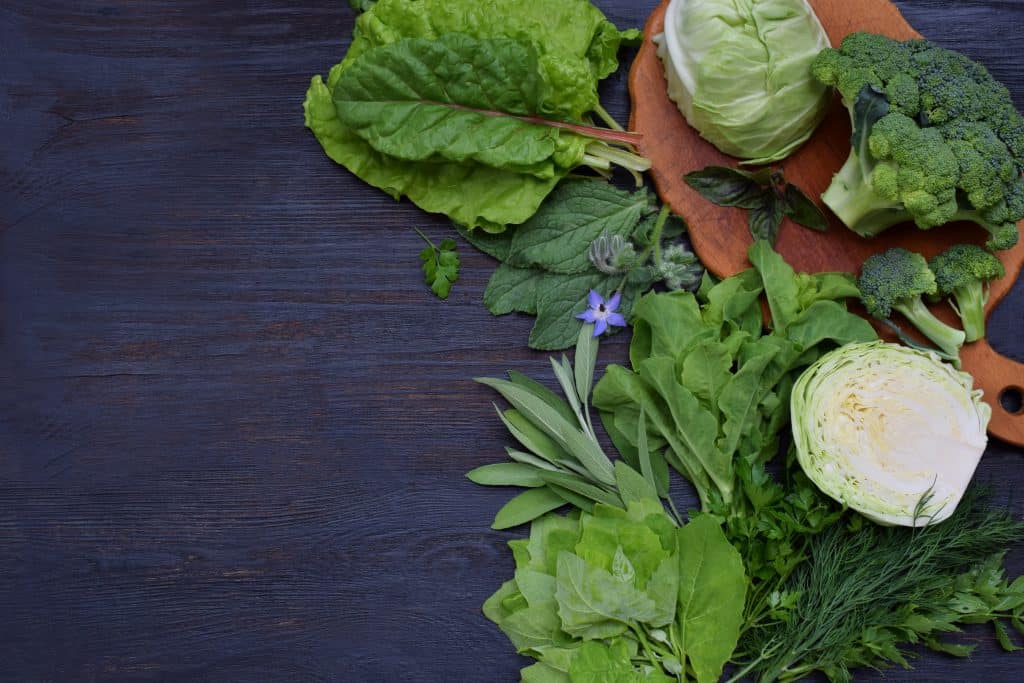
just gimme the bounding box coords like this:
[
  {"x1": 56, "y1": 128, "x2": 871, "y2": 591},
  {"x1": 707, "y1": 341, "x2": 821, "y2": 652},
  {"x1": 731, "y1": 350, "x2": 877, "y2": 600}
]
[
  {"x1": 656, "y1": 0, "x2": 831, "y2": 164},
  {"x1": 791, "y1": 341, "x2": 990, "y2": 526}
]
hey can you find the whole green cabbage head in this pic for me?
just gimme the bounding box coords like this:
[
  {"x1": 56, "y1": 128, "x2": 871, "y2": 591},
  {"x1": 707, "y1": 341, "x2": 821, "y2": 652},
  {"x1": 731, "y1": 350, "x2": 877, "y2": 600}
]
[
  {"x1": 791, "y1": 341, "x2": 990, "y2": 527},
  {"x1": 656, "y1": 0, "x2": 831, "y2": 164}
]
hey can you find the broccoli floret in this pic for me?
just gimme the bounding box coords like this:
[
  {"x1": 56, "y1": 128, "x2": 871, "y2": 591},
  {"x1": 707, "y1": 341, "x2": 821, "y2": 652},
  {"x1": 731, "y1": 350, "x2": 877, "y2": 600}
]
[
  {"x1": 928, "y1": 244, "x2": 1005, "y2": 342},
  {"x1": 812, "y1": 33, "x2": 1024, "y2": 250},
  {"x1": 858, "y1": 248, "x2": 965, "y2": 359}
]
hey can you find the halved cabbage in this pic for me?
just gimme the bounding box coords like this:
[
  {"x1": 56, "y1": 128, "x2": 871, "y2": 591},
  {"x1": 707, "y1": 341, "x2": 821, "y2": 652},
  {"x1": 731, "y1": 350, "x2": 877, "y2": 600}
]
[
  {"x1": 791, "y1": 341, "x2": 990, "y2": 526},
  {"x1": 655, "y1": 0, "x2": 831, "y2": 164}
]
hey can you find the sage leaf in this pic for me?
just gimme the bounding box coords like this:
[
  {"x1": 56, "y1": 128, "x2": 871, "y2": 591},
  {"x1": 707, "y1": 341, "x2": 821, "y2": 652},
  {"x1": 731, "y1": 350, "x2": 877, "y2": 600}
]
[
  {"x1": 573, "y1": 325, "x2": 599, "y2": 409},
  {"x1": 547, "y1": 484, "x2": 596, "y2": 514},
  {"x1": 683, "y1": 166, "x2": 765, "y2": 209},
  {"x1": 676, "y1": 516, "x2": 747, "y2": 683},
  {"x1": 479, "y1": 378, "x2": 615, "y2": 485},
  {"x1": 507, "y1": 370, "x2": 578, "y2": 426},
  {"x1": 614, "y1": 460, "x2": 658, "y2": 507},
  {"x1": 539, "y1": 471, "x2": 623, "y2": 508},
  {"x1": 492, "y1": 488, "x2": 566, "y2": 530},
  {"x1": 467, "y1": 462, "x2": 546, "y2": 488}
]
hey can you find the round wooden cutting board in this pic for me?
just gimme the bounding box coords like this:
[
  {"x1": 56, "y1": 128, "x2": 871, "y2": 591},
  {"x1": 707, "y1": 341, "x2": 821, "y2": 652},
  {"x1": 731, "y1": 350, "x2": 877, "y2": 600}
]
[{"x1": 628, "y1": 0, "x2": 1024, "y2": 446}]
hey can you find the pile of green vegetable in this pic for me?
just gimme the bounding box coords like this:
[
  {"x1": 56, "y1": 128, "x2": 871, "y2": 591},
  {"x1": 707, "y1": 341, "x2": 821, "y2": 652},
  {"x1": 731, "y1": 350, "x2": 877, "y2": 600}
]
[
  {"x1": 471, "y1": 247, "x2": 1024, "y2": 682},
  {"x1": 309, "y1": 5, "x2": 1024, "y2": 680}
]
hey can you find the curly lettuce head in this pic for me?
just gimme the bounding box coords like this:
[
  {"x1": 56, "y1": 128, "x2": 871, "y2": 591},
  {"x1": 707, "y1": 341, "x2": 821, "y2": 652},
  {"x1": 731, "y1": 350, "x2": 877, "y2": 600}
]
[
  {"x1": 656, "y1": 0, "x2": 831, "y2": 164},
  {"x1": 791, "y1": 341, "x2": 990, "y2": 527}
]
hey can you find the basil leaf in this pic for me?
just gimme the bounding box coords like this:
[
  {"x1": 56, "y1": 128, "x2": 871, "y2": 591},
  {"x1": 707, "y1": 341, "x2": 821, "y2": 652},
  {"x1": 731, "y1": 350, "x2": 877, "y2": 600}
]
[
  {"x1": 783, "y1": 184, "x2": 829, "y2": 231},
  {"x1": 748, "y1": 194, "x2": 786, "y2": 245},
  {"x1": 684, "y1": 166, "x2": 766, "y2": 209}
]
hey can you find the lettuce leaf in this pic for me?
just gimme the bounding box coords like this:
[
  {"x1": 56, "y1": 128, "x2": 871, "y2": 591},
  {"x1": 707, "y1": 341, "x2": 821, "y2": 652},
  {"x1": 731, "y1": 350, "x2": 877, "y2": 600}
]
[{"x1": 304, "y1": 0, "x2": 638, "y2": 231}]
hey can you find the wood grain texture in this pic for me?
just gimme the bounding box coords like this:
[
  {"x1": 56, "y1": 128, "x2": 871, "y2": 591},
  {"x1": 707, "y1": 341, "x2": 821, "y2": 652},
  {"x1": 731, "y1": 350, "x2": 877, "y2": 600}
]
[
  {"x1": 629, "y1": 0, "x2": 1024, "y2": 444},
  {"x1": 0, "y1": 1, "x2": 1021, "y2": 681}
]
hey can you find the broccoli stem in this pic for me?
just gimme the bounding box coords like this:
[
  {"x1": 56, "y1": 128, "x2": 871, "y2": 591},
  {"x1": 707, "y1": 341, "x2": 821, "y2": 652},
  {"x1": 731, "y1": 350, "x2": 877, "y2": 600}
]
[
  {"x1": 821, "y1": 154, "x2": 910, "y2": 237},
  {"x1": 952, "y1": 282, "x2": 987, "y2": 342},
  {"x1": 948, "y1": 208, "x2": 1020, "y2": 251},
  {"x1": 892, "y1": 297, "x2": 966, "y2": 359}
]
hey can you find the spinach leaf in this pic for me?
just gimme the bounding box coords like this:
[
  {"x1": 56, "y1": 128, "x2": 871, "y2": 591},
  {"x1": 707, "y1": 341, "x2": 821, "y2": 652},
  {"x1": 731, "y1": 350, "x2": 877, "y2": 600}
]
[{"x1": 676, "y1": 516, "x2": 747, "y2": 683}]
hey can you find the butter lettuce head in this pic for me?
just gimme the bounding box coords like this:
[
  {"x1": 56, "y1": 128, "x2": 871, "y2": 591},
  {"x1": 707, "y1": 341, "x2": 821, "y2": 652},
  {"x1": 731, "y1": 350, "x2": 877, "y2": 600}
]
[
  {"x1": 657, "y1": 0, "x2": 831, "y2": 164},
  {"x1": 791, "y1": 341, "x2": 990, "y2": 527}
]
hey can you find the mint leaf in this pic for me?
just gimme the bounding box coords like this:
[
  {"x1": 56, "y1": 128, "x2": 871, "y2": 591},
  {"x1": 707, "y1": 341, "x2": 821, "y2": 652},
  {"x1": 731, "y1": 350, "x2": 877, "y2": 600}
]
[
  {"x1": 484, "y1": 264, "x2": 541, "y2": 315},
  {"x1": 416, "y1": 230, "x2": 460, "y2": 299}
]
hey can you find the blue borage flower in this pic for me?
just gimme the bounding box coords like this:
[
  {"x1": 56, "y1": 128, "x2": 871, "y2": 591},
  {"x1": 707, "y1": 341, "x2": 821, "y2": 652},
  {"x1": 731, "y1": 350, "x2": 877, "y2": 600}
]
[{"x1": 576, "y1": 290, "x2": 626, "y2": 336}]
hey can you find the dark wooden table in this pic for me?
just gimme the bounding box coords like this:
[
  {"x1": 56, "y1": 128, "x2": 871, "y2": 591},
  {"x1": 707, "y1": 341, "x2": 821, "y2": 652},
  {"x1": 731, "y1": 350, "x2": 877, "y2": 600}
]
[{"x1": 1, "y1": 1, "x2": 1022, "y2": 681}]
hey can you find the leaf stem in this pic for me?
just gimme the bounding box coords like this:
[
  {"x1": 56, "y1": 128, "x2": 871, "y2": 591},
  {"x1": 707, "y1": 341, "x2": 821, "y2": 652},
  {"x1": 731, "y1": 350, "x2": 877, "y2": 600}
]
[
  {"x1": 593, "y1": 103, "x2": 625, "y2": 132},
  {"x1": 413, "y1": 227, "x2": 435, "y2": 250}
]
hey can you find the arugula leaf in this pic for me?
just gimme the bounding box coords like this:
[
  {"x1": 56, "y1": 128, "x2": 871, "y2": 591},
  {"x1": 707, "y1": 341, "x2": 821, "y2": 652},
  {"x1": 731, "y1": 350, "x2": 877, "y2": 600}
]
[{"x1": 415, "y1": 229, "x2": 459, "y2": 299}]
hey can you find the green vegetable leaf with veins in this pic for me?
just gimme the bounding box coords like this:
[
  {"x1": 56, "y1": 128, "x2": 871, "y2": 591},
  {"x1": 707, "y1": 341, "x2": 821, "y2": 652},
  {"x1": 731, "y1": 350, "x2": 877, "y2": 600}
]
[
  {"x1": 304, "y1": 0, "x2": 643, "y2": 232},
  {"x1": 676, "y1": 515, "x2": 747, "y2": 683},
  {"x1": 415, "y1": 229, "x2": 459, "y2": 299},
  {"x1": 463, "y1": 179, "x2": 698, "y2": 350}
]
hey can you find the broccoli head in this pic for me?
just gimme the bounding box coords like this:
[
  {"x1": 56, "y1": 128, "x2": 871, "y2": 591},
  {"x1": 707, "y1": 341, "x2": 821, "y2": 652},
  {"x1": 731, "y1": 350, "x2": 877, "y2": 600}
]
[
  {"x1": 928, "y1": 244, "x2": 1006, "y2": 342},
  {"x1": 858, "y1": 247, "x2": 965, "y2": 360},
  {"x1": 812, "y1": 33, "x2": 1024, "y2": 251}
]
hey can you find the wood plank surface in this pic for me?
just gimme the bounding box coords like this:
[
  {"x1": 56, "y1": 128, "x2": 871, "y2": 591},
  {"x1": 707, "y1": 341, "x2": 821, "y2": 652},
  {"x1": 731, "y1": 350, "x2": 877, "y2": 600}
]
[{"x1": 0, "y1": 1, "x2": 1021, "y2": 681}]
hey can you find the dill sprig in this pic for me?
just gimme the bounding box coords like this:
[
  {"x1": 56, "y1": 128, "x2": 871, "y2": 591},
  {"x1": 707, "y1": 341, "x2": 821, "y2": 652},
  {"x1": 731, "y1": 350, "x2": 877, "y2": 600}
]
[{"x1": 741, "y1": 486, "x2": 1024, "y2": 683}]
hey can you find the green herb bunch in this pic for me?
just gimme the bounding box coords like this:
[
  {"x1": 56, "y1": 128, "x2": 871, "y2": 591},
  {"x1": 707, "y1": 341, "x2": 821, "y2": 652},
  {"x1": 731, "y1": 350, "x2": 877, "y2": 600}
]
[{"x1": 462, "y1": 178, "x2": 703, "y2": 350}]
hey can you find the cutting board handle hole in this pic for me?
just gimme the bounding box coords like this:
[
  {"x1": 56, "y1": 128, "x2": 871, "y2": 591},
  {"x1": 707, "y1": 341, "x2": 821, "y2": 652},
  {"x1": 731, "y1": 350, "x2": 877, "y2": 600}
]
[{"x1": 999, "y1": 386, "x2": 1023, "y2": 415}]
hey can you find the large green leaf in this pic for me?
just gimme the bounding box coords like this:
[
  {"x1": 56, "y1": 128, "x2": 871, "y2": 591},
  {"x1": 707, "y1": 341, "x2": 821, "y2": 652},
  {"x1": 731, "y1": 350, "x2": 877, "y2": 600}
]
[
  {"x1": 676, "y1": 516, "x2": 747, "y2": 683},
  {"x1": 555, "y1": 552, "x2": 659, "y2": 639},
  {"x1": 484, "y1": 264, "x2": 541, "y2": 315},
  {"x1": 334, "y1": 35, "x2": 588, "y2": 177},
  {"x1": 344, "y1": 0, "x2": 635, "y2": 121},
  {"x1": 304, "y1": 70, "x2": 560, "y2": 232},
  {"x1": 305, "y1": 0, "x2": 639, "y2": 232},
  {"x1": 509, "y1": 179, "x2": 656, "y2": 274}
]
